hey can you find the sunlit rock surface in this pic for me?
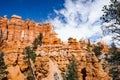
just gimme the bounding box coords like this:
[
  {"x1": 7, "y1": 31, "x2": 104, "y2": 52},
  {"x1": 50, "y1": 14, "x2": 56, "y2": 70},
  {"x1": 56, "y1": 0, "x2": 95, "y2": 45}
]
[{"x1": 0, "y1": 15, "x2": 111, "y2": 80}]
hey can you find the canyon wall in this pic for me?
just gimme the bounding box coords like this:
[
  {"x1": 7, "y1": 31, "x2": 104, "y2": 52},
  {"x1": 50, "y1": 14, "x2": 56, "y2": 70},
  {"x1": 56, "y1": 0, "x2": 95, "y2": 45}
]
[{"x1": 0, "y1": 15, "x2": 111, "y2": 80}]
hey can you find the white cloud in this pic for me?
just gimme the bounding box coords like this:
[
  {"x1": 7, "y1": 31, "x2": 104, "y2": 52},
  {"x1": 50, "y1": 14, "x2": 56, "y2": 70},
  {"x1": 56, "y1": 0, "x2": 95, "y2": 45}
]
[
  {"x1": 47, "y1": 0, "x2": 111, "y2": 43},
  {"x1": 97, "y1": 35, "x2": 113, "y2": 45}
]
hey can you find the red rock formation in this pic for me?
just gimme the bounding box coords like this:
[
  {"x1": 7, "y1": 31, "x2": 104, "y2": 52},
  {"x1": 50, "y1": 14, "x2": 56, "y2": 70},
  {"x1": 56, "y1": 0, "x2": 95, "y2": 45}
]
[{"x1": 0, "y1": 15, "x2": 112, "y2": 80}]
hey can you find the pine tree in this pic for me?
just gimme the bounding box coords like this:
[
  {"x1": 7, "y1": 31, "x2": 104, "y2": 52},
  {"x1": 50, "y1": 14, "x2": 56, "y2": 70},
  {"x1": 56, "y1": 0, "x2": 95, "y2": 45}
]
[
  {"x1": 101, "y1": 0, "x2": 120, "y2": 79},
  {"x1": 33, "y1": 33, "x2": 43, "y2": 50},
  {"x1": 109, "y1": 42, "x2": 120, "y2": 79},
  {"x1": 33, "y1": 38, "x2": 39, "y2": 50},
  {"x1": 101, "y1": 0, "x2": 120, "y2": 44},
  {"x1": 23, "y1": 33, "x2": 43, "y2": 79},
  {"x1": 63, "y1": 55, "x2": 78, "y2": 80},
  {"x1": 38, "y1": 33, "x2": 43, "y2": 46},
  {"x1": 0, "y1": 52, "x2": 8, "y2": 80},
  {"x1": 25, "y1": 46, "x2": 36, "y2": 63},
  {"x1": 92, "y1": 42, "x2": 103, "y2": 57},
  {"x1": 23, "y1": 46, "x2": 36, "y2": 80}
]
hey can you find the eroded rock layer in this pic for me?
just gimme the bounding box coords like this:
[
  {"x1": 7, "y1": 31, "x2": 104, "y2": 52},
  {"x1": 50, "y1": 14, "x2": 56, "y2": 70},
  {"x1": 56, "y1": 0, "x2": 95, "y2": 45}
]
[{"x1": 0, "y1": 15, "x2": 111, "y2": 80}]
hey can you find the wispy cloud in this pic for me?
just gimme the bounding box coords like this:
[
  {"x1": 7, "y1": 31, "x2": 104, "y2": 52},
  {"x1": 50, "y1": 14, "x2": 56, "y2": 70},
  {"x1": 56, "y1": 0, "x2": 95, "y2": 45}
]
[{"x1": 47, "y1": 0, "x2": 111, "y2": 43}]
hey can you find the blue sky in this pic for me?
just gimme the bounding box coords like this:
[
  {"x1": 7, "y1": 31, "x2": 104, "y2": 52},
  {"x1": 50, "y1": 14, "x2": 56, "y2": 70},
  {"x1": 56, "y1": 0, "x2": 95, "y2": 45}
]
[
  {"x1": 0, "y1": 0, "x2": 112, "y2": 43},
  {"x1": 0, "y1": 0, "x2": 64, "y2": 22}
]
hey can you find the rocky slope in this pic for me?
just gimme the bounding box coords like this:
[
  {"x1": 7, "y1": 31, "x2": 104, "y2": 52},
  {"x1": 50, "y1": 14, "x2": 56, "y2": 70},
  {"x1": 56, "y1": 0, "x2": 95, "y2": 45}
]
[{"x1": 0, "y1": 15, "x2": 111, "y2": 80}]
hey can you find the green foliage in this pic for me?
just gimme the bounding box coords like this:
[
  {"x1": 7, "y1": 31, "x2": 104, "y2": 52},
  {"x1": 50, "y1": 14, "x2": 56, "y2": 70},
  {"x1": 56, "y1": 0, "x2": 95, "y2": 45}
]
[
  {"x1": 110, "y1": 42, "x2": 119, "y2": 61},
  {"x1": 33, "y1": 38, "x2": 39, "y2": 50},
  {"x1": 23, "y1": 46, "x2": 36, "y2": 80},
  {"x1": 23, "y1": 33, "x2": 43, "y2": 80},
  {"x1": 109, "y1": 42, "x2": 117, "y2": 54},
  {"x1": 112, "y1": 51, "x2": 120, "y2": 64},
  {"x1": 0, "y1": 31, "x2": 4, "y2": 51},
  {"x1": 61, "y1": 72, "x2": 67, "y2": 80},
  {"x1": 25, "y1": 46, "x2": 36, "y2": 63},
  {"x1": 101, "y1": 0, "x2": 120, "y2": 43},
  {"x1": 92, "y1": 43, "x2": 103, "y2": 57},
  {"x1": 109, "y1": 67, "x2": 119, "y2": 80},
  {"x1": 101, "y1": 0, "x2": 120, "y2": 23},
  {"x1": 33, "y1": 33, "x2": 43, "y2": 50},
  {"x1": 38, "y1": 33, "x2": 43, "y2": 46},
  {"x1": 63, "y1": 55, "x2": 78, "y2": 80},
  {"x1": 101, "y1": 1, "x2": 120, "y2": 79},
  {"x1": 0, "y1": 52, "x2": 8, "y2": 80},
  {"x1": 109, "y1": 42, "x2": 120, "y2": 65},
  {"x1": 108, "y1": 42, "x2": 120, "y2": 79}
]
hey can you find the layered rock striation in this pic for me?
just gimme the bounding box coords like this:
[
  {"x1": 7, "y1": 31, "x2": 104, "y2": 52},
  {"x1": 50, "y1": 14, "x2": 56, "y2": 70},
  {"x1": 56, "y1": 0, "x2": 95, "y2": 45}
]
[{"x1": 0, "y1": 15, "x2": 111, "y2": 80}]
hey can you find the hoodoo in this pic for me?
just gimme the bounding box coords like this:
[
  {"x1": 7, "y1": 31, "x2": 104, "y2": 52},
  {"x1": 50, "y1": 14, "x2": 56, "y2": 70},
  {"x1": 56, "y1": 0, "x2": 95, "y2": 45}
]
[{"x1": 0, "y1": 15, "x2": 111, "y2": 80}]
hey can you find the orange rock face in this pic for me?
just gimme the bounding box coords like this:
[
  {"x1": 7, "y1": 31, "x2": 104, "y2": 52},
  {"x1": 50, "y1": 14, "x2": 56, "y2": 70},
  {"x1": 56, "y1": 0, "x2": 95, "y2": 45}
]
[
  {"x1": 7, "y1": 65, "x2": 25, "y2": 80},
  {"x1": 0, "y1": 15, "x2": 111, "y2": 80},
  {"x1": 0, "y1": 15, "x2": 61, "y2": 53}
]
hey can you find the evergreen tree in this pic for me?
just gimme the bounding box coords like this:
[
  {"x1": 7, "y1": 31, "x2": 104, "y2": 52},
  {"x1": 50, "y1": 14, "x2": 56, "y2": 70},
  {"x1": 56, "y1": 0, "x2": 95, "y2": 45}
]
[
  {"x1": 92, "y1": 43, "x2": 103, "y2": 57},
  {"x1": 101, "y1": 0, "x2": 120, "y2": 79},
  {"x1": 23, "y1": 46, "x2": 36, "y2": 80},
  {"x1": 109, "y1": 42, "x2": 120, "y2": 80},
  {"x1": 0, "y1": 30, "x2": 4, "y2": 51},
  {"x1": 63, "y1": 55, "x2": 78, "y2": 80},
  {"x1": 33, "y1": 33, "x2": 43, "y2": 50},
  {"x1": 38, "y1": 33, "x2": 43, "y2": 46},
  {"x1": 0, "y1": 52, "x2": 8, "y2": 80},
  {"x1": 101, "y1": 0, "x2": 120, "y2": 44},
  {"x1": 23, "y1": 33, "x2": 43, "y2": 79},
  {"x1": 25, "y1": 46, "x2": 36, "y2": 63},
  {"x1": 110, "y1": 42, "x2": 117, "y2": 54},
  {"x1": 61, "y1": 72, "x2": 67, "y2": 80},
  {"x1": 33, "y1": 38, "x2": 39, "y2": 50}
]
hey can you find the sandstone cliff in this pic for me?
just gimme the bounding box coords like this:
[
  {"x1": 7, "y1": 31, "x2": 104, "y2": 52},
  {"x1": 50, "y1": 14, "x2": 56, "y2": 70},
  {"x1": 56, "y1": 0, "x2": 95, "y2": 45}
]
[{"x1": 0, "y1": 15, "x2": 111, "y2": 80}]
